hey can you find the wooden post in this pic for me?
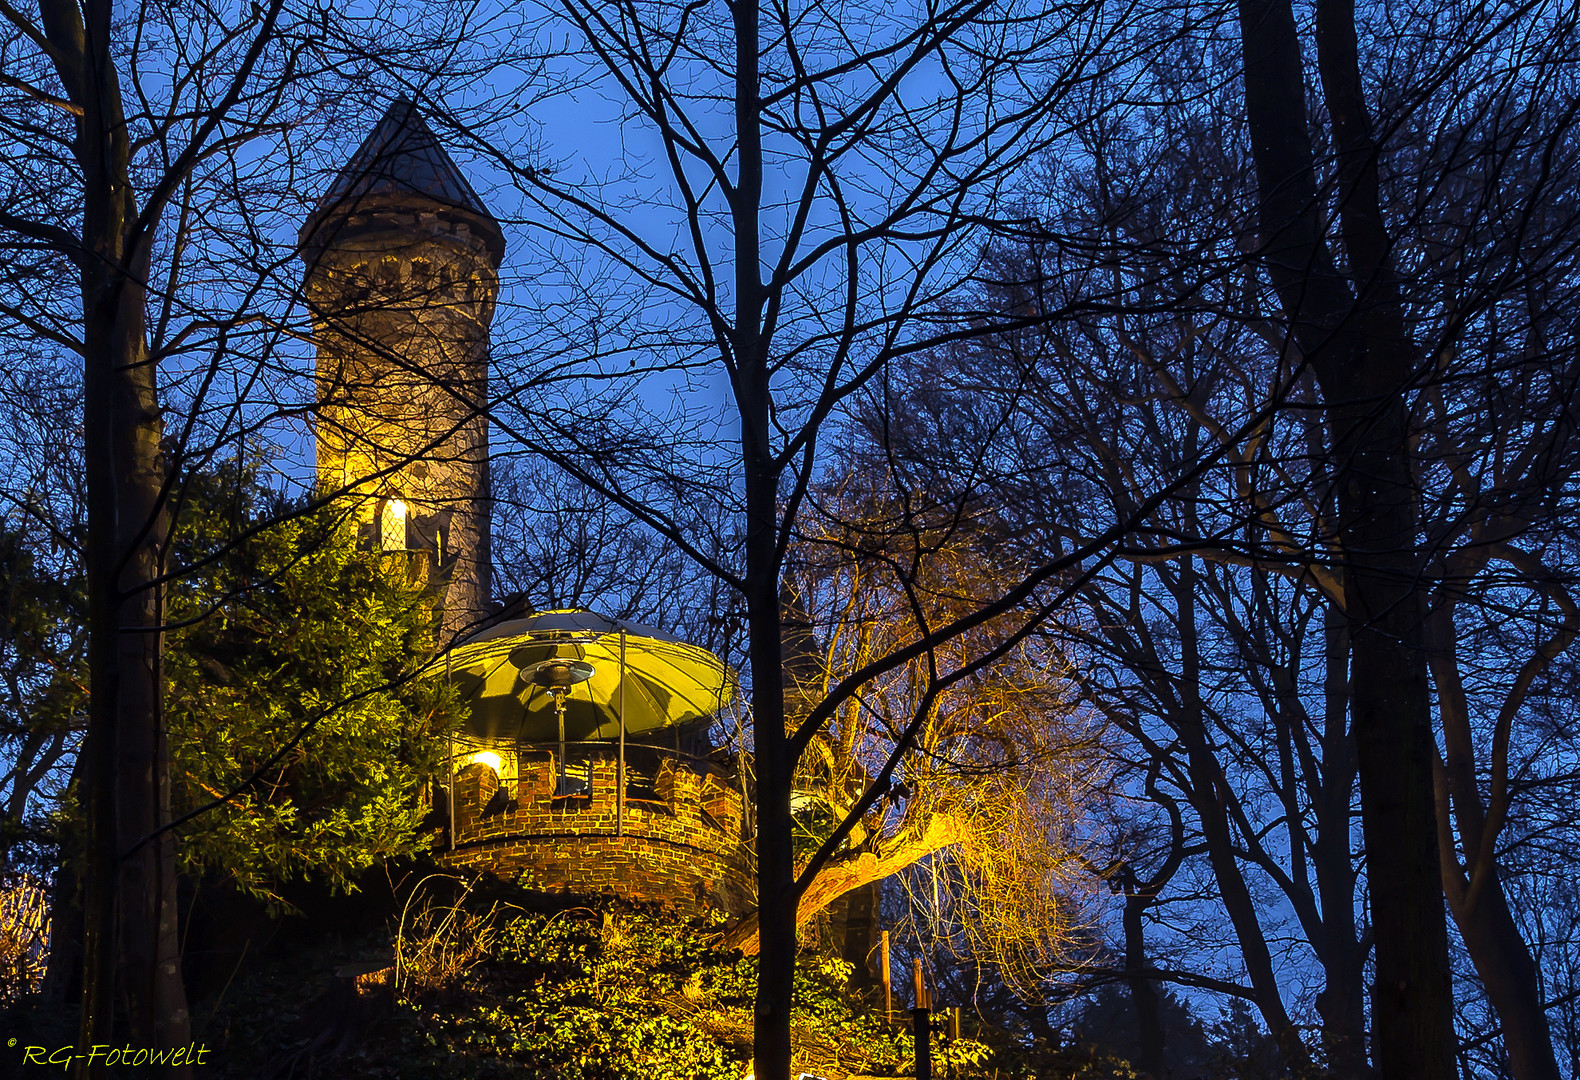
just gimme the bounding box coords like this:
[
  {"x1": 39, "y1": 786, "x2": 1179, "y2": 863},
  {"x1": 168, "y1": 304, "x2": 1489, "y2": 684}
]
[
  {"x1": 446, "y1": 654, "x2": 455, "y2": 850},
  {"x1": 912, "y1": 957, "x2": 931, "y2": 1080},
  {"x1": 617, "y1": 630, "x2": 626, "y2": 836},
  {"x1": 880, "y1": 930, "x2": 891, "y2": 1022}
]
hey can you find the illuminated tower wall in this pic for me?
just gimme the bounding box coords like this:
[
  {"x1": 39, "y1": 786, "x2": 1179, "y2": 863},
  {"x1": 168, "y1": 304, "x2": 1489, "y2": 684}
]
[{"x1": 300, "y1": 99, "x2": 505, "y2": 638}]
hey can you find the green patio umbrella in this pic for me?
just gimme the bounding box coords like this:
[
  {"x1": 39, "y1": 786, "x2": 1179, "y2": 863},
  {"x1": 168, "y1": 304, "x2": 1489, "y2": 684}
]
[{"x1": 444, "y1": 609, "x2": 737, "y2": 744}]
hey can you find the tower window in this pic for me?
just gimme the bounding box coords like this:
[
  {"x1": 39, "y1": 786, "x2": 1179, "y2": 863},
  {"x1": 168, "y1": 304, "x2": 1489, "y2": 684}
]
[{"x1": 381, "y1": 497, "x2": 409, "y2": 551}]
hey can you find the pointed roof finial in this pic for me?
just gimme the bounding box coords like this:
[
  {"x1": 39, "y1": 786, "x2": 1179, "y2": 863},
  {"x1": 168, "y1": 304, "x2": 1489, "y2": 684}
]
[{"x1": 302, "y1": 97, "x2": 504, "y2": 264}]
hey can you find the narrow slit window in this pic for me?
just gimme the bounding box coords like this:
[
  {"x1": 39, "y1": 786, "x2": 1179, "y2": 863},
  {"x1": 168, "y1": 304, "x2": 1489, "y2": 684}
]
[{"x1": 381, "y1": 498, "x2": 408, "y2": 551}]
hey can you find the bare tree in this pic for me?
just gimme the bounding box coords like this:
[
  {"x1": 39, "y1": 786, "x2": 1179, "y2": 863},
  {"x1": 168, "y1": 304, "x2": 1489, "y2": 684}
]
[
  {"x1": 442, "y1": 0, "x2": 1176, "y2": 1071},
  {"x1": 0, "y1": 0, "x2": 531, "y2": 1067},
  {"x1": 714, "y1": 491, "x2": 1109, "y2": 971},
  {"x1": 0, "y1": 359, "x2": 85, "y2": 875},
  {"x1": 866, "y1": 2, "x2": 1580, "y2": 1075}
]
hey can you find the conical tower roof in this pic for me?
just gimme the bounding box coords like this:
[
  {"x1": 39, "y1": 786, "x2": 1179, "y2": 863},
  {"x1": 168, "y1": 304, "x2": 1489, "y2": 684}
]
[{"x1": 302, "y1": 97, "x2": 504, "y2": 263}]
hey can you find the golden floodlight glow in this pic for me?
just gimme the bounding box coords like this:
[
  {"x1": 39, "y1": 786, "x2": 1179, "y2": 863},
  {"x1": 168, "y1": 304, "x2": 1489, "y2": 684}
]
[{"x1": 466, "y1": 750, "x2": 503, "y2": 774}]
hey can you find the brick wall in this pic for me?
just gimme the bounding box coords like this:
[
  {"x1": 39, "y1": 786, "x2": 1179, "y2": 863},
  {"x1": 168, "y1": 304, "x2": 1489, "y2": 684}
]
[
  {"x1": 305, "y1": 205, "x2": 498, "y2": 637},
  {"x1": 438, "y1": 754, "x2": 753, "y2": 915}
]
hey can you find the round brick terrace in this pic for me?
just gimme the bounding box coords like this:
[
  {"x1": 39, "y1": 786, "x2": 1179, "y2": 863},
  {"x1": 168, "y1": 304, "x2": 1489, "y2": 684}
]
[{"x1": 438, "y1": 742, "x2": 753, "y2": 915}]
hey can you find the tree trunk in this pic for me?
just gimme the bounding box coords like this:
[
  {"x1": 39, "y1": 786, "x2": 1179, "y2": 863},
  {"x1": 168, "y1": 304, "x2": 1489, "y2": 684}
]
[
  {"x1": 41, "y1": 845, "x2": 84, "y2": 1006},
  {"x1": 724, "y1": 815, "x2": 964, "y2": 955},
  {"x1": 1336, "y1": 284, "x2": 1452, "y2": 1080},
  {"x1": 730, "y1": 1, "x2": 795, "y2": 1073},
  {"x1": 111, "y1": 352, "x2": 188, "y2": 1054},
  {"x1": 1450, "y1": 868, "x2": 1561, "y2": 1080},
  {"x1": 1430, "y1": 607, "x2": 1562, "y2": 1080},
  {"x1": 43, "y1": 0, "x2": 192, "y2": 1069},
  {"x1": 1121, "y1": 872, "x2": 1168, "y2": 1080},
  {"x1": 1234, "y1": 1, "x2": 1455, "y2": 1075},
  {"x1": 1313, "y1": 607, "x2": 1369, "y2": 1080},
  {"x1": 840, "y1": 882, "x2": 878, "y2": 992},
  {"x1": 1172, "y1": 559, "x2": 1311, "y2": 1071},
  {"x1": 748, "y1": 560, "x2": 794, "y2": 1080}
]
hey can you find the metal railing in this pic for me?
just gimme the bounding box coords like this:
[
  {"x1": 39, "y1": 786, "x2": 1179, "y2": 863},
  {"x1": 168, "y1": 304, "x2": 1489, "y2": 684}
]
[{"x1": 447, "y1": 740, "x2": 742, "y2": 840}]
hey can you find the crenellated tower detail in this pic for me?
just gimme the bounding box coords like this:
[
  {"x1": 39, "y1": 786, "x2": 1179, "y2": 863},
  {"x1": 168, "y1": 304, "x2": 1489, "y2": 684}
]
[{"x1": 301, "y1": 98, "x2": 505, "y2": 637}]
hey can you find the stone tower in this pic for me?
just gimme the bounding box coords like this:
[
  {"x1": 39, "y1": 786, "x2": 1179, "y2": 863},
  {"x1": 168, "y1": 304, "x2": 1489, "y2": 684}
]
[{"x1": 301, "y1": 99, "x2": 505, "y2": 638}]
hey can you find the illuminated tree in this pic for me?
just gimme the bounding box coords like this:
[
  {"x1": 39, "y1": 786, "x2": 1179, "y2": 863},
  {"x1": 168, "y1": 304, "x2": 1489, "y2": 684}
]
[
  {"x1": 453, "y1": 0, "x2": 1175, "y2": 1067},
  {"x1": 716, "y1": 480, "x2": 1110, "y2": 995}
]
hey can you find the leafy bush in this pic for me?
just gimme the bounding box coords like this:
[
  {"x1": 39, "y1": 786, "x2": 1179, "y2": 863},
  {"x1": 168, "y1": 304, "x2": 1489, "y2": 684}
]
[
  {"x1": 164, "y1": 464, "x2": 460, "y2": 909},
  {"x1": 392, "y1": 898, "x2": 946, "y2": 1079},
  {"x1": 206, "y1": 889, "x2": 1155, "y2": 1079}
]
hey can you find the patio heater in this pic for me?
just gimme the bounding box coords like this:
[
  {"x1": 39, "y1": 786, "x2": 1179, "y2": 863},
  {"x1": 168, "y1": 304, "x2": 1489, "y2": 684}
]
[{"x1": 524, "y1": 658, "x2": 596, "y2": 797}]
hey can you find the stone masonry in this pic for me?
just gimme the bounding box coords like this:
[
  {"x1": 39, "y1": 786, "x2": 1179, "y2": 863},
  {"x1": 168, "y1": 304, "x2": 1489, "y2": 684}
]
[
  {"x1": 302, "y1": 98, "x2": 502, "y2": 639},
  {"x1": 440, "y1": 751, "x2": 753, "y2": 915}
]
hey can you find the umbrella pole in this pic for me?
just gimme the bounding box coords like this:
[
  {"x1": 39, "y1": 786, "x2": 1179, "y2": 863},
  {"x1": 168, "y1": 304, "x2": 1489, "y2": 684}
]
[
  {"x1": 617, "y1": 631, "x2": 626, "y2": 836},
  {"x1": 556, "y1": 691, "x2": 567, "y2": 796}
]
